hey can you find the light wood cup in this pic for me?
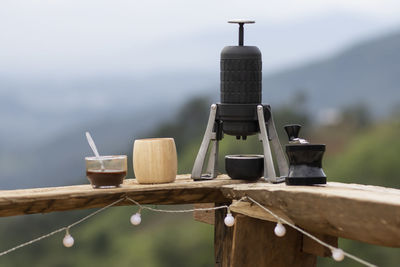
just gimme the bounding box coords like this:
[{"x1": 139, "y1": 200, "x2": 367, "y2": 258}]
[{"x1": 133, "y1": 138, "x2": 177, "y2": 184}]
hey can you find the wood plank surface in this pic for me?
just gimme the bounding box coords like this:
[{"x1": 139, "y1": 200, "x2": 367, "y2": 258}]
[
  {"x1": 1, "y1": 173, "x2": 400, "y2": 248},
  {"x1": 229, "y1": 200, "x2": 294, "y2": 224},
  {"x1": 193, "y1": 203, "x2": 215, "y2": 225},
  {"x1": 221, "y1": 181, "x2": 400, "y2": 247},
  {"x1": 0, "y1": 175, "x2": 243, "y2": 217}
]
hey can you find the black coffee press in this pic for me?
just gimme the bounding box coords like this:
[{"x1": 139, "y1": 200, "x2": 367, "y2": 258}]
[
  {"x1": 191, "y1": 20, "x2": 288, "y2": 183},
  {"x1": 284, "y1": 124, "x2": 327, "y2": 185}
]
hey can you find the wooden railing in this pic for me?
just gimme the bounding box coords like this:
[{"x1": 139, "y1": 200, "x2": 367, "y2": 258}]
[{"x1": 1, "y1": 175, "x2": 399, "y2": 266}]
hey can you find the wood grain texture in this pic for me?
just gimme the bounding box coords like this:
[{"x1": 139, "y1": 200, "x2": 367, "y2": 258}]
[
  {"x1": 0, "y1": 175, "x2": 243, "y2": 217},
  {"x1": 193, "y1": 203, "x2": 215, "y2": 225},
  {"x1": 214, "y1": 202, "x2": 233, "y2": 267},
  {"x1": 302, "y1": 233, "x2": 338, "y2": 257},
  {"x1": 1, "y1": 174, "x2": 400, "y2": 248},
  {"x1": 230, "y1": 215, "x2": 316, "y2": 267},
  {"x1": 230, "y1": 201, "x2": 338, "y2": 257},
  {"x1": 229, "y1": 200, "x2": 294, "y2": 224},
  {"x1": 133, "y1": 138, "x2": 177, "y2": 184},
  {"x1": 221, "y1": 181, "x2": 400, "y2": 247}
]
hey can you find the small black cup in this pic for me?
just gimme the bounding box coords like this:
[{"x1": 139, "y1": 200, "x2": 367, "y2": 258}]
[{"x1": 225, "y1": 155, "x2": 264, "y2": 181}]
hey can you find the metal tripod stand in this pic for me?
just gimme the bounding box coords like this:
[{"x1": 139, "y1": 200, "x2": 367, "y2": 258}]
[{"x1": 191, "y1": 104, "x2": 288, "y2": 183}]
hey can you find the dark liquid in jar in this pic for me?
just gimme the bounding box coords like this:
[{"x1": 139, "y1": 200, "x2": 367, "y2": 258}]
[{"x1": 86, "y1": 169, "x2": 126, "y2": 187}]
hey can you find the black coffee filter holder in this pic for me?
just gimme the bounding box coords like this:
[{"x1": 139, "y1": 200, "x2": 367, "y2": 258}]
[
  {"x1": 284, "y1": 124, "x2": 327, "y2": 185},
  {"x1": 225, "y1": 155, "x2": 264, "y2": 181},
  {"x1": 191, "y1": 21, "x2": 288, "y2": 183}
]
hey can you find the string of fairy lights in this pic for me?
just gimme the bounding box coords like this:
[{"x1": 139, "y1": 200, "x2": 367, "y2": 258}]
[{"x1": 0, "y1": 196, "x2": 376, "y2": 266}]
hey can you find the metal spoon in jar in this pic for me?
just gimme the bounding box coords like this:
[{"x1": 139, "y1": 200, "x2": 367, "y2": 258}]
[{"x1": 85, "y1": 132, "x2": 105, "y2": 170}]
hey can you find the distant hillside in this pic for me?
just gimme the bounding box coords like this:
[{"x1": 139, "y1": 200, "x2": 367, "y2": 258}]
[
  {"x1": 2, "y1": 25, "x2": 400, "y2": 150},
  {"x1": 2, "y1": 28, "x2": 400, "y2": 189},
  {"x1": 0, "y1": 109, "x2": 171, "y2": 189},
  {"x1": 264, "y1": 30, "x2": 400, "y2": 117}
]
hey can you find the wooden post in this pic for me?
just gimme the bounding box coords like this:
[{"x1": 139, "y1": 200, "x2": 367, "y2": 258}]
[
  {"x1": 229, "y1": 214, "x2": 316, "y2": 267},
  {"x1": 214, "y1": 202, "x2": 234, "y2": 267},
  {"x1": 214, "y1": 211, "x2": 317, "y2": 267},
  {"x1": 302, "y1": 233, "x2": 338, "y2": 257}
]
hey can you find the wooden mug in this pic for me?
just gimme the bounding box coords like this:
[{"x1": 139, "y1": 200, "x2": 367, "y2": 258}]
[{"x1": 133, "y1": 138, "x2": 177, "y2": 184}]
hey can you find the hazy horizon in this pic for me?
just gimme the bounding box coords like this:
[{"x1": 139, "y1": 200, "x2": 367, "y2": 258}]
[{"x1": 2, "y1": 1, "x2": 400, "y2": 78}]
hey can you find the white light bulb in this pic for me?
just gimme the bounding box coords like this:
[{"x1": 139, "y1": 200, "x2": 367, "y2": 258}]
[
  {"x1": 274, "y1": 222, "x2": 286, "y2": 237},
  {"x1": 63, "y1": 234, "x2": 74, "y2": 248},
  {"x1": 130, "y1": 213, "x2": 142, "y2": 226},
  {"x1": 224, "y1": 213, "x2": 235, "y2": 227},
  {"x1": 332, "y1": 248, "x2": 344, "y2": 262}
]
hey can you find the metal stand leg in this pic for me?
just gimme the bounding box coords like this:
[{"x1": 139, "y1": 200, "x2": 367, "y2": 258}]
[
  {"x1": 191, "y1": 104, "x2": 218, "y2": 180},
  {"x1": 205, "y1": 139, "x2": 219, "y2": 178},
  {"x1": 267, "y1": 109, "x2": 289, "y2": 177},
  {"x1": 257, "y1": 105, "x2": 285, "y2": 183}
]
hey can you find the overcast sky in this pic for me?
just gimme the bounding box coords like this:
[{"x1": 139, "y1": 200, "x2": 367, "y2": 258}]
[{"x1": 1, "y1": 0, "x2": 400, "y2": 77}]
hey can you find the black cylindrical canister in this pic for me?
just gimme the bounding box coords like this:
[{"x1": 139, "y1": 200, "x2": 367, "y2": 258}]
[
  {"x1": 217, "y1": 21, "x2": 263, "y2": 138},
  {"x1": 220, "y1": 46, "x2": 262, "y2": 104}
]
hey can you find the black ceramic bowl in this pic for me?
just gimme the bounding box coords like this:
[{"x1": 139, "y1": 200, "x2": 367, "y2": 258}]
[{"x1": 225, "y1": 154, "x2": 264, "y2": 181}]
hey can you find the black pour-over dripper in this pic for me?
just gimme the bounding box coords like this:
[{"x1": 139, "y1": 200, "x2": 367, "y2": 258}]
[{"x1": 284, "y1": 124, "x2": 327, "y2": 185}]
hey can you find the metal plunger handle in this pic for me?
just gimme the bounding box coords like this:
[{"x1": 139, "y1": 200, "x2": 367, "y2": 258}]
[{"x1": 228, "y1": 20, "x2": 255, "y2": 46}]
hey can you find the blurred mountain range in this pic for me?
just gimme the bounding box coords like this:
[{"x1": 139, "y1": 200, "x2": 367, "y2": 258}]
[
  {"x1": 1, "y1": 25, "x2": 400, "y2": 189},
  {"x1": 263, "y1": 29, "x2": 400, "y2": 117}
]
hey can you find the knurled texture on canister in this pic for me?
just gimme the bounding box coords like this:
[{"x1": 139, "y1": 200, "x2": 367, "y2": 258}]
[{"x1": 220, "y1": 46, "x2": 262, "y2": 104}]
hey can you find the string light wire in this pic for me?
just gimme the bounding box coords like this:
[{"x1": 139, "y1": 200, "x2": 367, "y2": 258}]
[
  {"x1": 0, "y1": 196, "x2": 378, "y2": 267},
  {"x1": 245, "y1": 196, "x2": 377, "y2": 267},
  {"x1": 125, "y1": 197, "x2": 230, "y2": 213},
  {"x1": 0, "y1": 227, "x2": 66, "y2": 257},
  {"x1": 0, "y1": 198, "x2": 124, "y2": 257}
]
